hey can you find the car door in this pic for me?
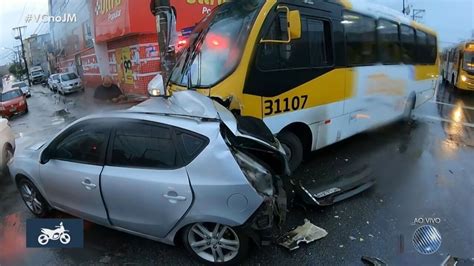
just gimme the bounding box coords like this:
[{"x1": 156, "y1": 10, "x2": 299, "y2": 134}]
[
  {"x1": 39, "y1": 120, "x2": 110, "y2": 225},
  {"x1": 100, "y1": 120, "x2": 193, "y2": 238}
]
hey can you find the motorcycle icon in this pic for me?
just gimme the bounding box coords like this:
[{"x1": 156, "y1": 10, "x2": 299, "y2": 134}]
[{"x1": 38, "y1": 222, "x2": 71, "y2": 245}]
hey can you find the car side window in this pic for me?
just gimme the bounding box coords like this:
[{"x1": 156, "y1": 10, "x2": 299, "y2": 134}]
[
  {"x1": 175, "y1": 130, "x2": 209, "y2": 164},
  {"x1": 51, "y1": 123, "x2": 109, "y2": 165},
  {"x1": 110, "y1": 122, "x2": 179, "y2": 169}
]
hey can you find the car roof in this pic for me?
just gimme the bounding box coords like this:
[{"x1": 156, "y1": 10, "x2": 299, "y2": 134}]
[
  {"x1": 128, "y1": 91, "x2": 219, "y2": 120},
  {"x1": 68, "y1": 91, "x2": 222, "y2": 138},
  {"x1": 2, "y1": 87, "x2": 22, "y2": 94}
]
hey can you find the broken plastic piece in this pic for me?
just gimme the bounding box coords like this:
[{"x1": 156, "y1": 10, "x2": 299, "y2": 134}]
[
  {"x1": 277, "y1": 219, "x2": 328, "y2": 251},
  {"x1": 361, "y1": 256, "x2": 387, "y2": 266}
]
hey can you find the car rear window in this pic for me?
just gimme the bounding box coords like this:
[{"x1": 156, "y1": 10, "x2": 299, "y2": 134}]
[{"x1": 1, "y1": 89, "x2": 23, "y2": 101}]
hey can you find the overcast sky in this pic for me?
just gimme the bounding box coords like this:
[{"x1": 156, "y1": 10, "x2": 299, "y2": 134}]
[{"x1": 0, "y1": 0, "x2": 473, "y2": 65}]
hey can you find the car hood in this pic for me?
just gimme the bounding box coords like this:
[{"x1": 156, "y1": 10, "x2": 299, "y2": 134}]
[{"x1": 129, "y1": 91, "x2": 219, "y2": 120}]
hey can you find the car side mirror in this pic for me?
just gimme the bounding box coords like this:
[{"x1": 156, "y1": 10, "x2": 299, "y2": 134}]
[{"x1": 40, "y1": 148, "x2": 51, "y2": 164}]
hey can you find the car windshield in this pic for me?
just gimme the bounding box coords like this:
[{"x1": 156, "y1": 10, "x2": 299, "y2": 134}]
[
  {"x1": 463, "y1": 51, "x2": 474, "y2": 71},
  {"x1": 61, "y1": 73, "x2": 78, "y2": 81},
  {"x1": 169, "y1": 1, "x2": 263, "y2": 88},
  {"x1": 1, "y1": 89, "x2": 23, "y2": 101},
  {"x1": 12, "y1": 82, "x2": 27, "y2": 88},
  {"x1": 53, "y1": 75, "x2": 60, "y2": 81},
  {"x1": 32, "y1": 71, "x2": 43, "y2": 76}
]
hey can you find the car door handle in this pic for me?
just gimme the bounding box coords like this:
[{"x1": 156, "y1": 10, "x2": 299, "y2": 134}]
[
  {"x1": 163, "y1": 194, "x2": 187, "y2": 201},
  {"x1": 81, "y1": 179, "x2": 97, "y2": 190}
]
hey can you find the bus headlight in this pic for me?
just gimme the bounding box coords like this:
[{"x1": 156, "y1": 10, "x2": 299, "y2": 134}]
[{"x1": 461, "y1": 75, "x2": 467, "y2": 82}]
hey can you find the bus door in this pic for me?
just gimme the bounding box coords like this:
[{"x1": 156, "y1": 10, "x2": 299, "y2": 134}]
[{"x1": 244, "y1": 2, "x2": 345, "y2": 139}]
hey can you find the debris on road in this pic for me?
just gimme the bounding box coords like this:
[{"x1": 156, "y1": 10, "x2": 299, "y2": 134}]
[{"x1": 277, "y1": 219, "x2": 328, "y2": 251}]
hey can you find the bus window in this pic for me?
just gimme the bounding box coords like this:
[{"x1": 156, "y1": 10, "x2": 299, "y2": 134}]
[
  {"x1": 416, "y1": 30, "x2": 428, "y2": 64},
  {"x1": 427, "y1": 34, "x2": 437, "y2": 64},
  {"x1": 342, "y1": 11, "x2": 377, "y2": 66},
  {"x1": 400, "y1": 25, "x2": 416, "y2": 64},
  {"x1": 463, "y1": 51, "x2": 474, "y2": 72},
  {"x1": 377, "y1": 19, "x2": 401, "y2": 64},
  {"x1": 258, "y1": 15, "x2": 332, "y2": 70}
]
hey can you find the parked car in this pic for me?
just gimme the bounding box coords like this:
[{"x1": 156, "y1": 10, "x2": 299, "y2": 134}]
[
  {"x1": 57, "y1": 72, "x2": 84, "y2": 95},
  {"x1": 47, "y1": 74, "x2": 60, "y2": 92},
  {"x1": 0, "y1": 89, "x2": 28, "y2": 119},
  {"x1": 0, "y1": 118, "x2": 15, "y2": 174},
  {"x1": 30, "y1": 66, "x2": 46, "y2": 85},
  {"x1": 9, "y1": 91, "x2": 289, "y2": 264},
  {"x1": 11, "y1": 81, "x2": 31, "y2": 98}
]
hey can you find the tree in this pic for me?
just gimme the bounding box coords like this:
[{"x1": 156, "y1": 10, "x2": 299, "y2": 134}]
[{"x1": 9, "y1": 62, "x2": 26, "y2": 79}]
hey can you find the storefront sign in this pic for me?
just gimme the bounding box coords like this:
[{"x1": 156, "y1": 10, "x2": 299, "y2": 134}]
[
  {"x1": 170, "y1": 0, "x2": 224, "y2": 33},
  {"x1": 94, "y1": 0, "x2": 129, "y2": 42}
]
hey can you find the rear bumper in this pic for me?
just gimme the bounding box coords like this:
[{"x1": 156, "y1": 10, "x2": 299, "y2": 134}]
[
  {"x1": 241, "y1": 177, "x2": 287, "y2": 246},
  {"x1": 1, "y1": 104, "x2": 28, "y2": 118}
]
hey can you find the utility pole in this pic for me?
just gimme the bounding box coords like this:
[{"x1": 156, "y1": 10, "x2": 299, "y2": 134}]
[
  {"x1": 150, "y1": 0, "x2": 177, "y2": 95},
  {"x1": 412, "y1": 9, "x2": 426, "y2": 22},
  {"x1": 402, "y1": 0, "x2": 406, "y2": 14},
  {"x1": 14, "y1": 45, "x2": 22, "y2": 66},
  {"x1": 12, "y1": 26, "x2": 31, "y2": 86}
]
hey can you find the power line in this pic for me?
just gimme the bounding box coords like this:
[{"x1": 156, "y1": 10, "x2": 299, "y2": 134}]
[{"x1": 17, "y1": 2, "x2": 28, "y2": 26}]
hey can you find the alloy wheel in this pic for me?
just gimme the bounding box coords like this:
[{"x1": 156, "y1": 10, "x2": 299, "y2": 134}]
[
  {"x1": 187, "y1": 223, "x2": 240, "y2": 263},
  {"x1": 20, "y1": 182, "x2": 44, "y2": 215}
]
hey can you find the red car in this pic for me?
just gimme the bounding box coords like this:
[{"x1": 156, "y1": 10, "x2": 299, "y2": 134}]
[{"x1": 0, "y1": 88, "x2": 28, "y2": 119}]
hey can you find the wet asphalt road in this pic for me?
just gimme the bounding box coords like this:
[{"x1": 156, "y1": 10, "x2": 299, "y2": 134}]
[{"x1": 0, "y1": 82, "x2": 473, "y2": 265}]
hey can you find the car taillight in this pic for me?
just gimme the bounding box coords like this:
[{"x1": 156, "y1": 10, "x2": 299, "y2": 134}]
[
  {"x1": 232, "y1": 150, "x2": 274, "y2": 196},
  {"x1": 19, "y1": 101, "x2": 24, "y2": 106}
]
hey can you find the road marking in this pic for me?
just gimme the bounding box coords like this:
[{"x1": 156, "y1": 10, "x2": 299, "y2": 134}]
[
  {"x1": 420, "y1": 115, "x2": 474, "y2": 128},
  {"x1": 429, "y1": 101, "x2": 474, "y2": 111}
]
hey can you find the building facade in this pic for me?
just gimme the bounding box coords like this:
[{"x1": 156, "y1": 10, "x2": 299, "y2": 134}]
[
  {"x1": 24, "y1": 34, "x2": 52, "y2": 75},
  {"x1": 49, "y1": 0, "x2": 223, "y2": 95}
]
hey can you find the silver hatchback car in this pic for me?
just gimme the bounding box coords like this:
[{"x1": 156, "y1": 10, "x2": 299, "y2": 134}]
[{"x1": 9, "y1": 91, "x2": 289, "y2": 264}]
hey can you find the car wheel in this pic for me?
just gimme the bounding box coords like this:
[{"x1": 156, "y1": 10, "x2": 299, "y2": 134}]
[
  {"x1": 1, "y1": 144, "x2": 13, "y2": 174},
  {"x1": 403, "y1": 94, "x2": 416, "y2": 123},
  {"x1": 278, "y1": 131, "x2": 303, "y2": 172},
  {"x1": 17, "y1": 178, "x2": 50, "y2": 217},
  {"x1": 183, "y1": 222, "x2": 249, "y2": 265}
]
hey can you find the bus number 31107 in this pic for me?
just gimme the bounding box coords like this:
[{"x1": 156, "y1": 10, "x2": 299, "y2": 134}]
[{"x1": 264, "y1": 95, "x2": 308, "y2": 116}]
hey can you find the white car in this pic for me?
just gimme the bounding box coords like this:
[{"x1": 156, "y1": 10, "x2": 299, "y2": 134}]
[
  {"x1": 0, "y1": 118, "x2": 15, "y2": 174},
  {"x1": 57, "y1": 72, "x2": 84, "y2": 95},
  {"x1": 48, "y1": 74, "x2": 60, "y2": 92},
  {"x1": 11, "y1": 81, "x2": 31, "y2": 98}
]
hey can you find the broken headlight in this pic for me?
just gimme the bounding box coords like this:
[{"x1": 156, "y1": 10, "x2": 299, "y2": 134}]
[{"x1": 233, "y1": 150, "x2": 273, "y2": 196}]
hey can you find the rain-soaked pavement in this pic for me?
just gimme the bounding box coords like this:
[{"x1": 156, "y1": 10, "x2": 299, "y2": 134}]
[{"x1": 0, "y1": 82, "x2": 473, "y2": 265}]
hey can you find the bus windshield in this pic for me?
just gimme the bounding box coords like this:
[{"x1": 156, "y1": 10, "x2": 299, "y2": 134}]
[
  {"x1": 463, "y1": 51, "x2": 474, "y2": 72},
  {"x1": 169, "y1": 1, "x2": 263, "y2": 88}
]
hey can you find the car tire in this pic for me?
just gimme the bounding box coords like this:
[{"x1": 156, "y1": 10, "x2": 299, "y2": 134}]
[
  {"x1": 278, "y1": 131, "x2": 303, "y2": 172},
  {"x1": 403, "y1": 94, "x2": 416, "y2": 123},
  {"x1": 182, "y1": 222, "x2": 249, "y2": 265},
  {"x1": 17, "y1": 178, "x2": 50, "y2": 217}
]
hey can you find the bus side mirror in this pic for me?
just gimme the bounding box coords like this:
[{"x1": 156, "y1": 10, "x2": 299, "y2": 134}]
[
  {"x1": 260, "y1": 6, "x2": 301, "y2": 44},
  {"x1": 288, "y1": 10, "x2": 301, "y2": 40}
]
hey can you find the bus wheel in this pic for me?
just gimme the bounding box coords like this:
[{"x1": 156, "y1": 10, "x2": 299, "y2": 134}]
[{"x1": 278, "y1": 131, "x2": 303, "y2": 172}]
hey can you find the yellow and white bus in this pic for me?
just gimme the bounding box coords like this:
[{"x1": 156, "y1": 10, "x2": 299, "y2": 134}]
[
  {"x1": 442, "y1": 41, "x2": 474, "y2": 90},
  {"x1": 168, "y1": 0, "x2": 439, "y2": 170}
]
